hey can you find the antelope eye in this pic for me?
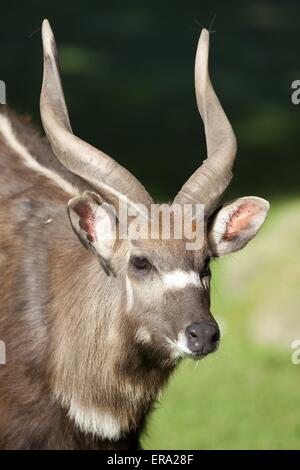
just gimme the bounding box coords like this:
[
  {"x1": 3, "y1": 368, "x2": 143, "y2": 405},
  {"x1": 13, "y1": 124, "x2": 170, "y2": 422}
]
[{"x1": 131, "y1": 256, "x2": 150, "y2": 270}]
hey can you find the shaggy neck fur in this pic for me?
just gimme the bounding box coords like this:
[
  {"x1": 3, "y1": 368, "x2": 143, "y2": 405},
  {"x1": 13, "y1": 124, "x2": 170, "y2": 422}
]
[
  {"x1": 0, "y1": 109, "x2": 173, "y2": 449},
  {"x1": 48, "y1": 239, "x2": 174, "y2": 442}
]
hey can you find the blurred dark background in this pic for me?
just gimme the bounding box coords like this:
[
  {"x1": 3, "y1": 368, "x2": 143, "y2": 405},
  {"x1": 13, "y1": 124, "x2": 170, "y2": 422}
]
[{"x1": 1, "y1": 0, "x2": 299, "y2": 202}]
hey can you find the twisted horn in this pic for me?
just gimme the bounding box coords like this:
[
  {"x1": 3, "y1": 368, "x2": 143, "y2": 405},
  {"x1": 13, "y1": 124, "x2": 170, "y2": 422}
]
[
  {"x1": 173, "y1": 29, "x2": 237, "y2": 217},
  {"x1": 40, "y1": 19, "x2": 153, "y2": 208}
]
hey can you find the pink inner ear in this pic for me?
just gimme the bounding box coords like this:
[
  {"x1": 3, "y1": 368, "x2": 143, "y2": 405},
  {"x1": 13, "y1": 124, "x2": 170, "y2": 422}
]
[
  {"x1": 224, "y1": 202, "x2": 261, "y2": 240},
  {"x1": 73, "y1": 201, "x2": 96, "y2": 242}
]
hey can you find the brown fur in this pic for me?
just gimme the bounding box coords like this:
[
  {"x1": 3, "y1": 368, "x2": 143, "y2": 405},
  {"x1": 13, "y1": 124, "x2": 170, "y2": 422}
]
[
  {"x1": 0, "y1": 101, "x2": 223, "y2": 449},
  {"x1": 0, "y1": 108, "x2": 194, "y2": 449},
  {"x1": 0, "y1": 99, "x2": 268, "y2": 449}
]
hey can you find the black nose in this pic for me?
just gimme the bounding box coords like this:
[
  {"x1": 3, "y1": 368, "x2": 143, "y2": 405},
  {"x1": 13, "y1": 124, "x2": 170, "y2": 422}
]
[{"x1": 185, "y1": 321, "x2": 220, "y2": 355}]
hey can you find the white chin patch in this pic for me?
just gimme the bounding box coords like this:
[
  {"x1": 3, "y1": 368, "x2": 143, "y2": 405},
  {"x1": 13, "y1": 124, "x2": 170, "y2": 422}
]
[
  {"x1": 68, "y1": 400, "x2": 121, "y2": 441},
  {"x1": 167, "y1": 331, "x2": 191, "y2": 359}
]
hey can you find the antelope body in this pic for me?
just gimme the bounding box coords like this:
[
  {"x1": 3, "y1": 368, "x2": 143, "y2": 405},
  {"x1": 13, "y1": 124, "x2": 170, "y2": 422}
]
[{"x1": 0, "y1": 21, "x2": 269, "y2": 449}]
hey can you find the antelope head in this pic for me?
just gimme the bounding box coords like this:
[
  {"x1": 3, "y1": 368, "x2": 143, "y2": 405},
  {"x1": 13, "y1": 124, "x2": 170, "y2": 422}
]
[{"x1": 40, "y1": 20, "x2": 269, "y2": 368}]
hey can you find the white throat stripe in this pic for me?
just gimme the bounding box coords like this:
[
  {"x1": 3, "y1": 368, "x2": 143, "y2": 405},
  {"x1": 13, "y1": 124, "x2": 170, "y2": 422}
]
[{"x1": 68, "y1": 400, "x2": 122, "y2": 440}]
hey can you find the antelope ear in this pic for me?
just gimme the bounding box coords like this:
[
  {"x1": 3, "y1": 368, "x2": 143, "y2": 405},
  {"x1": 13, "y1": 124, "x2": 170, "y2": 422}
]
[
  {"x1": 68, "y1": 191, "x2": 117, "y2": 263},
  {"x1": 208, "y1": 196, "x2": 270, "y2": 257}
]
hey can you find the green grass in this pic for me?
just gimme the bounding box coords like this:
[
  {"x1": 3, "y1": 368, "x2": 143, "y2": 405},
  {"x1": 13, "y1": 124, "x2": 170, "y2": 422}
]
[{"x1": 142, "y1": 198, "x2": 300, "y2": 449}]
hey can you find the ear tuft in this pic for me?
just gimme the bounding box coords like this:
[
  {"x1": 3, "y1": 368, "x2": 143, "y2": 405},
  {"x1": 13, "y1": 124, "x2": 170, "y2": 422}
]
[{"x1": 209, "y1": 196, "x2": 269, "y2": 256}]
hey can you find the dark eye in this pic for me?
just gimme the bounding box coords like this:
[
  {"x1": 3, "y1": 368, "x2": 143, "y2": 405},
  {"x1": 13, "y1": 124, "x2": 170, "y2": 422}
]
[{"x1": 131, "y1": 256, "x2": 150, "y2": 270}]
